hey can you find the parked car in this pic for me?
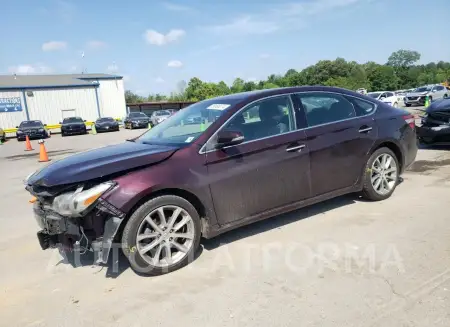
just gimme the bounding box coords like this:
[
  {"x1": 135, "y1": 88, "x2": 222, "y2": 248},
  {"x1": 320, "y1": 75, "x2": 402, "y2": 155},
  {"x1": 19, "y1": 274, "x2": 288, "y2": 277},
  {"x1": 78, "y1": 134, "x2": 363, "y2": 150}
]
[
  {"x1": 124, "y1": 112, "x2": 150, "y2": 129},
  {"x1": 150, "y1": 110, "x2": 172, "y2": 126},
  {"x1": 0, "y1": 127, "x2": 5, "y2": 142},
  {"x1": 404, "y1": 84, "x2": 449, "y2": 107},
  {"x1": 16, "y1": 120, "x2": 49, "y2": 141},
  {"x1": 367, "y1": 91, "x2": 400, "y2": 107},
  {"x1": 416, "y1": 97, "x2": 450, "y2": 144},
  {"x1": 95, "y1": 117, "x2": 120, "y2": 132},
  {"x1": 24, "y1": 86, "x2": 418, "y2": 276},
  {"x1": 60, "y1": 117, "x2": 87, "y2": 136}
]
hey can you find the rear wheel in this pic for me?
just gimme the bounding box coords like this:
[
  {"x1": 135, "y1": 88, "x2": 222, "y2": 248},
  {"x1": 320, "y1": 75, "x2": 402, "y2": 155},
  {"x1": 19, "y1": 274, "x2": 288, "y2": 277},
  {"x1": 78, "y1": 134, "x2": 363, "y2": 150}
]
[
  {"x1": 361, "y1": 147, "x2": 399, "y2": 201},
  {"x1": 405, "y1": 103, "x2": 411, "y2": 107},
  {"x1": 121, "y1": 195, "x2": 201, "y2": 276},
  {"x1": 393, "y1": 102, "x2": 398, "y2": 108}
]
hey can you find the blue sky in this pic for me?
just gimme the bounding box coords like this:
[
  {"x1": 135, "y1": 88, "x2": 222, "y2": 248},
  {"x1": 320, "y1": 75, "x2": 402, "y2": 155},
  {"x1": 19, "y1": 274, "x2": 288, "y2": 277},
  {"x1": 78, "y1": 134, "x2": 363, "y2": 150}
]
[{"x1": 2, "y1": 0, "x2": 450, "y2": 95}]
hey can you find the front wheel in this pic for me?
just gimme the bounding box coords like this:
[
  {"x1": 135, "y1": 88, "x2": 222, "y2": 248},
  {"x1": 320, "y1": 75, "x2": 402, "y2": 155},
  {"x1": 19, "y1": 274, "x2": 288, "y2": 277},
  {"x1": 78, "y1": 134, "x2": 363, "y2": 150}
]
[
  {"x1": 361, "y1": 147, "x2": 399, "y2": 201},
  {"x1": 405, "y1": 103, "x2": 411, "y2": 107},
  {"x1": 393, "y1": 102, "x2": 398, "y2": 108},
  {"x1": 121, "y1": 195, "x2": 201, "y2": 276}
]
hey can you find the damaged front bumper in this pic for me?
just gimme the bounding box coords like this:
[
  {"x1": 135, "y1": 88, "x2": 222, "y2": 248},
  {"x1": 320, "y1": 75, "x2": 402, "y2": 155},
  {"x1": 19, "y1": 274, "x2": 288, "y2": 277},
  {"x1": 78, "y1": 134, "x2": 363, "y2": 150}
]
[{"x1": 33, "y1": 197, "x2": 125, "y2": 264}]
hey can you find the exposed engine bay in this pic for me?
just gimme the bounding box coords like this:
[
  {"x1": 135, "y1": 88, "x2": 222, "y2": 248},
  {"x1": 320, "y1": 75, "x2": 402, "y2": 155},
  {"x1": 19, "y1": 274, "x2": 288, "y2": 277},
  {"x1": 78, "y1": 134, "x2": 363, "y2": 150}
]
[{"x1": 27, "y1": 180, "x2": 125, "y2": 264}]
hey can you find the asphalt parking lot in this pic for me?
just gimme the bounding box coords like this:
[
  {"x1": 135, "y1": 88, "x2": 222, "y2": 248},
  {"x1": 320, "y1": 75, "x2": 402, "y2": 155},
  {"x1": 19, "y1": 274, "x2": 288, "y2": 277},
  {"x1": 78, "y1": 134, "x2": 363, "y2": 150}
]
[{"x1": 1, "y1": 116, "x2": 449, "y2": 327}]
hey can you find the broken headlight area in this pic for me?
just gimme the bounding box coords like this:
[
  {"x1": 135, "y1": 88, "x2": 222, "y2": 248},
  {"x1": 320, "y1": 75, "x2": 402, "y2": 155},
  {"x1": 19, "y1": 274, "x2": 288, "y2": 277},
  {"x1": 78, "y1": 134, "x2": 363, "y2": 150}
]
[{"x1": 31, "y1": 181, "x2": 125, "y2": 265}]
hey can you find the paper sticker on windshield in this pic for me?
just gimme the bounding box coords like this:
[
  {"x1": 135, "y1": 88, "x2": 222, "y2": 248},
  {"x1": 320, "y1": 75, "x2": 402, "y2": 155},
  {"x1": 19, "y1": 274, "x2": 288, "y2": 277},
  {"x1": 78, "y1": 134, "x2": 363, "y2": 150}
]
[
  {"x1": 207, "y1": 104, "x2": 230, "y2": 110},
  {"x1": 185, "y1": 136, "x2": 194, "y2": 143}
]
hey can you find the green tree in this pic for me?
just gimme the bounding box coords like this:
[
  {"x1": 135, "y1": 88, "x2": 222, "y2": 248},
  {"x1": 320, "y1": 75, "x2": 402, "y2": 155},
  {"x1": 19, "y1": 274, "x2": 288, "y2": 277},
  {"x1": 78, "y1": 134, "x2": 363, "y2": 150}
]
[
  {"x1": 230, "y1": 78, "x2": 245, "y2": 93},
  {"x1": 387, "y1": 50, "x2": 421, "y2": 68},
  {"x1": 125, "y1": 90, "x2": 143, "y2": 103}
]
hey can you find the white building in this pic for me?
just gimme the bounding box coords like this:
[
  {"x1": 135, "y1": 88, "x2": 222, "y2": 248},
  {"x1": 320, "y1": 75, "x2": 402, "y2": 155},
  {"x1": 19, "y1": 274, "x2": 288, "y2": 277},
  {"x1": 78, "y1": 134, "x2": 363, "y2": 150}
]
[{"x1": 0, "y1": 73, "x2": 126, "y2": 129}]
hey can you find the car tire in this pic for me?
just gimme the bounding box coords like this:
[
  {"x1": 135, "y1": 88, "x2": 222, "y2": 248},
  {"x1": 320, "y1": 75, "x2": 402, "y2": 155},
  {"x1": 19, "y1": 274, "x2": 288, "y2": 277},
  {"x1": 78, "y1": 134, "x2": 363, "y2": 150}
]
[
  {"x1": 121, "y1": 195, "x2": 201, "y2": 276},
  {"x1": 393, "y1": 102, "x2": 398, "y2": 108},
  {"x1": 444, "y1": 94, "x2": 448, "y2": 99},
  {"x1": 61, "y1": 132, "x2": 66, "y2": 137},
  {"x1": 405, "y1": 103, "x2": 411, "y2": 107},
  {"x1": 361, "y1": 147, "x2": 400, "y2": 202}
]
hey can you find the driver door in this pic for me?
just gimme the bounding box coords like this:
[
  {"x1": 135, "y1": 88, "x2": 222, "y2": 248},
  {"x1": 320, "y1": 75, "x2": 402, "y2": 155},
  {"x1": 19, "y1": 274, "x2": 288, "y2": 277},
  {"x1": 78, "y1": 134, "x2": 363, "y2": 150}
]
[{"x1": 205, "y1": 95, "x2": 311, "y2": 226}]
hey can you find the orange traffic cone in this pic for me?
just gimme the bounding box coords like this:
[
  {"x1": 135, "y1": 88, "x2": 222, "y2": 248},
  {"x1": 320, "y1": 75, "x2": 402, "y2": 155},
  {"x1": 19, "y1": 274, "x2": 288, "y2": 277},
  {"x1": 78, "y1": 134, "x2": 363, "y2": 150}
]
[
  {"x1": 24, "y1": 135, "x2": 34, "y2": 151},
  {"x1": 38, "y1": 140, "x2": 50, "y2": 162}
]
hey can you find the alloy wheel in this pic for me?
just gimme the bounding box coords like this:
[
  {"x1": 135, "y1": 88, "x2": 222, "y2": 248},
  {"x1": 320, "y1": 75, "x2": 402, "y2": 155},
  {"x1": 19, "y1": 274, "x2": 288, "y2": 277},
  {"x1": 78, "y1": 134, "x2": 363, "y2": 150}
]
[
  {"x1": 371, "y1": 153, "x2": 398, "y2": 195},
  {"x1": 136, "y1": 205, "x2": 195, "y2": 267}
]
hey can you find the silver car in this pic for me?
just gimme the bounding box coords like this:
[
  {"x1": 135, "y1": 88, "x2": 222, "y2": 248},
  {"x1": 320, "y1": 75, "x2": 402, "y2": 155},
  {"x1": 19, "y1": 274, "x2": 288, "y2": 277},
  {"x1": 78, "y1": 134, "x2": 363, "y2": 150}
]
[
  {"x1": 150, "y1": 110, "x2": 171, "y2": 126},
  {"x1": 404, "y1": 84, "x2": 449, "y2": 107}
]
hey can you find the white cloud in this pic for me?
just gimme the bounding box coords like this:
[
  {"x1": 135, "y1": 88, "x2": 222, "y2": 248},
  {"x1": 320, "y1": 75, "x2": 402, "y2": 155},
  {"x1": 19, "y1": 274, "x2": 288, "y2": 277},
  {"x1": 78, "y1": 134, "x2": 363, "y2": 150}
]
[
  {"x1": 143, "y1": 29, "x2": 186, "y2": 46},
  {"x1": 167, "y1": 60, "x2": 183, "y2": 68},
  {"x1": 162, "y1": 2, "x2": 192, "y2": 11},
  {"x1": 42, "y1": 41, "x2": 67, "y2": 51},
  {"x1": 87, "y1": 40, "x2": 107, "y2": 49},
  {"x1": 210, "y1": 16, "x2": 279, "y2": 35},
  {"x1": 155, "y1": 77, "x2": 165, "y2": 83},
  {"x1": 208, "y1": 0, "x2": 363, "y2": 36},
  {"x1": 259, "y1": 53, "x2": 270, "y2": 59},
  {"x1": 8, "y1": 64, "x2": 53, "y2": 74}
]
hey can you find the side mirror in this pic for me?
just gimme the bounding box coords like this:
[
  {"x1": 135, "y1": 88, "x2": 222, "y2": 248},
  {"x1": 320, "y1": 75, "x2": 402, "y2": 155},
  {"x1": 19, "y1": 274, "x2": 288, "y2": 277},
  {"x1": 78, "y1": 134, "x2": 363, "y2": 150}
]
[
  {"x1": 59, "y1": 122, "x2": 62, "y2": 124},
  {"x1": 432, "y1": 89, "x2": 437, "y2": 93},
  {"x1": 15, "y1": 126, "x2": 18, "y2": 128},
  {"x1": 215, "y1": 130, "x2": 245, "y2": 149},
  {"x1": 44, "y1": 124, "x2": 47, "y2": 126},
  {"x1": 84, "y1": 120, "x2": 87, "y2": 122}
]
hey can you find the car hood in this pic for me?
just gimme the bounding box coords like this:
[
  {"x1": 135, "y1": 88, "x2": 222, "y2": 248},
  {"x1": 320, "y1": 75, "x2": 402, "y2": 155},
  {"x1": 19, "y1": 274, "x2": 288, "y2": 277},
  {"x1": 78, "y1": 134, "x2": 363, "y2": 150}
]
[
  {"x1": 96, "y1": 121, "x2": 116, "y2": 125},
  {"x1": 406, "y1": 91, "x2": 429, "y2": 97},
  {"x1": 62, "y1": 122, "x2": 85, "y2": 126},
  {"x1": 18, "y1": 126, "x2": 44, "y2": 131},
  {"x1": 130, "y1": 117, "x2": 149, "y2": 121},
  {"x1": 27, "y1": 141, "x2": 179, "y2": 187},
  {"x1": 426, "y1": 98, "x2": 450, "y2": 113}
]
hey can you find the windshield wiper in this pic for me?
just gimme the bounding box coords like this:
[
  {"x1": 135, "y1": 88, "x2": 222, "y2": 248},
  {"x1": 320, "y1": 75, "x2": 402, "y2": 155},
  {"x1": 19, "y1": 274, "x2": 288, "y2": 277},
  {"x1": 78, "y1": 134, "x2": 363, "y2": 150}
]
[{"x1": 126, "y1": 139, "x2": 135, "y2": 142}]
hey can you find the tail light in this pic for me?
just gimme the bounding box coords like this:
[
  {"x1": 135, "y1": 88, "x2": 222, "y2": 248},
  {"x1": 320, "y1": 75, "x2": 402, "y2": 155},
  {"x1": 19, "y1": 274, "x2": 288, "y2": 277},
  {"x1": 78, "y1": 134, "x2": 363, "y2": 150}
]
[{"x1": 403, "y1": 114, "x2": 415, "y2": 129}]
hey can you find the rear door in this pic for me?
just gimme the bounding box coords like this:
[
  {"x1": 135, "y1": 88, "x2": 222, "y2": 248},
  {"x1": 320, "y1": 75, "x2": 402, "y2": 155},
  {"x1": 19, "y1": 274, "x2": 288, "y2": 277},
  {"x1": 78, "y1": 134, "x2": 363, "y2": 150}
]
[
  {"x1": 294, "y1": 92, "x2": 378, "y2": 196},
  {"x1": 204, "y1": 95, "x2": 311, "y2": 225}
]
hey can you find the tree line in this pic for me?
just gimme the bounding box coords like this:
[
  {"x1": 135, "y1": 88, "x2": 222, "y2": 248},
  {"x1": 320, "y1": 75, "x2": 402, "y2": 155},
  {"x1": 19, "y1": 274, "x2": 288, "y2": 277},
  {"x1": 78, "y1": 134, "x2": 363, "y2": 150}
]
[{"x1": 125, "y1": 50, "x2": 450, "y2": 103}]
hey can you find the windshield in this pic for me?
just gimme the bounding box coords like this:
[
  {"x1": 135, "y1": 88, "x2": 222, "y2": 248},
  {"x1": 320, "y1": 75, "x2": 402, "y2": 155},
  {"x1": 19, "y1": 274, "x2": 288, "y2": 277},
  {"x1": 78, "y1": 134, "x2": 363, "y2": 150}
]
[
  {"x1": 97, "y1": 117, "x2": 114, "y2": 122},
  {"x1": 155, "y1": 111, "x2": 170, "y2": 116},
  {"x1": 20, "y1": 121, "x2": 43, "y2": 128},
  {"x1": 63, "y1": 117, "x2": 83, "y2": 123},
  {"x1": 367, "y1": 92, "x2": 382, "y2": 98},
  {"x1": 414, "y1": 87, "x2": 431, "y2": 92},
  {"x1": 136, "y1": 98, "x2": 241, "y2": 145},
  {"x1": 129, "y1": 112, "x2": 147, "y2": 118}
]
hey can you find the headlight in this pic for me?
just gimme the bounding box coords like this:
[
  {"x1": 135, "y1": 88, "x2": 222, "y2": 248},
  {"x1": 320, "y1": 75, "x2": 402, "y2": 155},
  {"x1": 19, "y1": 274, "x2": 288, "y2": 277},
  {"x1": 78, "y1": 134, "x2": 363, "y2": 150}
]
[
  {"x1": 38, "y1": 128, "x2": 45, "y2": 132},
  {"x1": 52, "y1": 182, "x2": 114, "y2": 217},
  {"x1": 17, "y1": 130, "x2": 23, "y2": 134}
]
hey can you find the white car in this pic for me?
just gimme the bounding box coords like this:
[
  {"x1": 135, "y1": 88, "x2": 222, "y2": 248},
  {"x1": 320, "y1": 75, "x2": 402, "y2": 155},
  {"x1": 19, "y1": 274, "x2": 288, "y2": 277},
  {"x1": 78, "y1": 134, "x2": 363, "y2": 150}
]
[{"x1": 367, "y1": 91, "x2": 400, "y2": 107}]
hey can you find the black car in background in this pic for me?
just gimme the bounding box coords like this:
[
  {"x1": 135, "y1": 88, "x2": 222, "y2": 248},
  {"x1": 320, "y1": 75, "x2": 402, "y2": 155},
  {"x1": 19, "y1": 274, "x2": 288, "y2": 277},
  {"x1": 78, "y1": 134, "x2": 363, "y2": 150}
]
[
  {"x1": 124, "y1": 112, "x2": 150, "y2": 129},
  {"x1": 16, "y1": 120, "x2": 49, "y2": 141},
  {"x1": 95, "y1": 117, "x2": 120, "y2": 132},
  {"x1": 60, "y1": 117, "x2": 87, "y2": 136},
  {"x1": 417, "y1": 98, "x2": 450, "y2": 144}
]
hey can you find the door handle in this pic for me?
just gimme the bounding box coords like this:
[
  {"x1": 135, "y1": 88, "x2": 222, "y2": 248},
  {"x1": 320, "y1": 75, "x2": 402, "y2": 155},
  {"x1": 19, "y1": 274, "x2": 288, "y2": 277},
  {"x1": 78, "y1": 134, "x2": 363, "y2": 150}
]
[
  {"x1": 286, "y1": 144, "x2": 305, "y2": 152},
  {"x1": 359, "y1": 127, "x2": 372, "y2": 133}
]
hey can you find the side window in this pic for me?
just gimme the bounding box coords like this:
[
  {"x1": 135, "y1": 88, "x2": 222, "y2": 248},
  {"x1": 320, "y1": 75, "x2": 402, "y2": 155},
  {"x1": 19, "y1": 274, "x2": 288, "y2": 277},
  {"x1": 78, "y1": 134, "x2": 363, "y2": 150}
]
[
  {"x1": 296, "y1": 93, "x2": 356, "y2": 127},
  {"x1": 386, "y1": 92, "x2": 394, "y2": 97},
  {"x1": 437, "y1": 86, "x2": 444, "y2": 91},
  {"x1": 222, "y1": 95, "x2": 294, "y2": 142},
  {"x1": 345, "y1": 96, "x2": 376, "y2": 116}
]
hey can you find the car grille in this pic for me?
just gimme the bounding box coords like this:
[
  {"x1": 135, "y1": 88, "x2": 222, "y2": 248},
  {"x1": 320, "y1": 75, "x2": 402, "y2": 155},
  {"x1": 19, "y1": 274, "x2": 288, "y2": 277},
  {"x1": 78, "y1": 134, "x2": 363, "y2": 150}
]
[
  {"x1": 26, "y1": 129, "x2": 38, "y2": 134},
  {"x1": 407, "y1": 97, "x2": 419, "y2": 101}
]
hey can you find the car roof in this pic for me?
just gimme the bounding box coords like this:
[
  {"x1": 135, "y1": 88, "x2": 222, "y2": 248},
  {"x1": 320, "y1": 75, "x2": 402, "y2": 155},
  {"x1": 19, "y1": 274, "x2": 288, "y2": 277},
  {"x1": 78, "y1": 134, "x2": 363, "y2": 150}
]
[{"x1": 209, "y1": 86, "x2": 365, "y2": 103}]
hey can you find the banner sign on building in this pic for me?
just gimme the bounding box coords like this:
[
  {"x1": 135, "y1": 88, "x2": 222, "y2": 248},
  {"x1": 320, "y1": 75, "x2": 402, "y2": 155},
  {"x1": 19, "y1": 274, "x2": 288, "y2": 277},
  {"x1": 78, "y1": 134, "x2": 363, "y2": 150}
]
[{"x1": 0, "y1": 97, "x2": 23, "y2": 113}]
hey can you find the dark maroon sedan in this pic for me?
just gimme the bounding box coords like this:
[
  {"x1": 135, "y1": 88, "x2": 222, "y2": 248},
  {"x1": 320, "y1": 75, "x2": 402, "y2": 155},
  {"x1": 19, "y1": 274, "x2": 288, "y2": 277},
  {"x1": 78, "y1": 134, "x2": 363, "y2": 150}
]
[{"x1": 25, "y1": 86, "x2": 418, "y2": 276}]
